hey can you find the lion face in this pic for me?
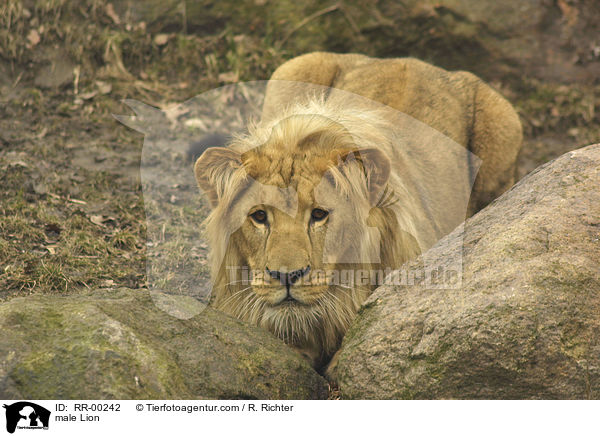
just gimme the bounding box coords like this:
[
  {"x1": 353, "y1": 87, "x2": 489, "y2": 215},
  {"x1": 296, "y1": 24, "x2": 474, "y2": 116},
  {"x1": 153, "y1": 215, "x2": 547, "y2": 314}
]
[
  {"x1": 228, "y1": 149, "x2": 376, "y2": 299},
  {"x1": 194, "y1": 112, "x2": 415, "y2": 366}
]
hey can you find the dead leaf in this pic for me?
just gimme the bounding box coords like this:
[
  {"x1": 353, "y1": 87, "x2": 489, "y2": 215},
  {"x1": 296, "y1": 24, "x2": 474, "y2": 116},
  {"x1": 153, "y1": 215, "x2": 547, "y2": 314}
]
[
  {"x1": 184, "y1": 118, "x2": 208, "y2": 130},
  {"x1": 27, "y1": 29, "x2": 40, "y2": 46},
  {"x1": 90, "y1": 215, "x2": 106, "y2": 226},
  {"x1": 218, "y1": 71, "x2": 239, "y2": 83},
  {"x1": 95, "y1": 80, "x2": 112, "y2": 94},
  {"x1": 9, "y1": 161, "x2": 29, "y2": 168},
  {"x1": 154, "y1": 34, "x2": 170, "y2": 46},
  {"x1": 79, "y1": 90, "x2": 98, "y2": 100},
  {"x1": 90, "y1": 215, "x2": 118, "y2": 227},
  {"x1": 44, "y1": 245, "x2": 58, "y2": 255},
  {"x1": 36, "y1": 127, "x2": 48, "y2": 139}
]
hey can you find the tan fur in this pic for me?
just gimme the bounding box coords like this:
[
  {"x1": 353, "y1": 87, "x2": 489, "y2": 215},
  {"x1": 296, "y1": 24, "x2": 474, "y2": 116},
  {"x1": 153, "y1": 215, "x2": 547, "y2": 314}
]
[
  {"x1": 263, "y1": 52, "x2": 523, "y2": 214},
  {"x1": 194, "y1": 53, "x2": 522, "y2": 368}
]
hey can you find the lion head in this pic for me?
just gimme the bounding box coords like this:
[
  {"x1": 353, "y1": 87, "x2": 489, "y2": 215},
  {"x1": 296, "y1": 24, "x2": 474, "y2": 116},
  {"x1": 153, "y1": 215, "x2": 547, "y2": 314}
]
[{"x1": 194, "y1": 99, "x2": 421, "y2": 367}]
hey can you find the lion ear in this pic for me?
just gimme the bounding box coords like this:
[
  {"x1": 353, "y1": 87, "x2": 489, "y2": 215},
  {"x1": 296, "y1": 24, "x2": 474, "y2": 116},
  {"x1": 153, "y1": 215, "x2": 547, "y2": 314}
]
[
  {"x1": 340, "y1": 148, "x2": 391, "y2": 206},
  {"x1": 194, "y1": 147, "x2": 242, "y2": 207}
]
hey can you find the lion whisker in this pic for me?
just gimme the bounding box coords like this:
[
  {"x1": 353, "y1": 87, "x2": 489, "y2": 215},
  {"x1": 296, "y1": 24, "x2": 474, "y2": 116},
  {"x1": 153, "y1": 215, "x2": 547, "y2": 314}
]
[{"x1": 218, "y1": 285, "x2": 252, "y2": 310}]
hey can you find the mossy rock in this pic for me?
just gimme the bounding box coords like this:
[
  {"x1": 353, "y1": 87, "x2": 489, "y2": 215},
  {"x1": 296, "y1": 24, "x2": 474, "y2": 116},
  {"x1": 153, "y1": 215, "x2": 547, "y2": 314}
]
[
  {"x1": 331, "y1": 144, "x2": 600, "y2": 399},
  {"x1": 0, "y1": 288, "x2": 327, "y2": 399}
]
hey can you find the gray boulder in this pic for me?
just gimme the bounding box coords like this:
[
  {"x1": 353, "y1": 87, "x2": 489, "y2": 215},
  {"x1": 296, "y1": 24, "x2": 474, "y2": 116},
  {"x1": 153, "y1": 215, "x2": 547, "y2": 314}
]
[
  {"x1": 332, "y1": 144, "x2": 600, "y2": 399},
  {"x1": 0, "y1": 288, "x2": 327, "y2": 399}
]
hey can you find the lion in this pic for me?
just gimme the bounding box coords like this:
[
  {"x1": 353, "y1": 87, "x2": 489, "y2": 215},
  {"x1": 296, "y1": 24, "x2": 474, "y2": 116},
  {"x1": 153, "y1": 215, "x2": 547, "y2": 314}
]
[{"x1": 193, "y1": 52, "x2": 522, "y2": 369}]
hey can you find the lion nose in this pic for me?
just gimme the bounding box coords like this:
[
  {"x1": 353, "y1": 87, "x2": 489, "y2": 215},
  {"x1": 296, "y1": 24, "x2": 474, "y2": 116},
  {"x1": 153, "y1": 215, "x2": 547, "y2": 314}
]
[{"x1": 266, "y1": 266, "x2": 311, "y2": 286}]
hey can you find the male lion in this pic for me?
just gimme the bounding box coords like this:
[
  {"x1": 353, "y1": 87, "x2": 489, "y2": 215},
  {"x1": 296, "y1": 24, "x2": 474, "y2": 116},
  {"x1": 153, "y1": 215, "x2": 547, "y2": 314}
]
[{"x1": 193, "y1": 52, "x2": 522, "y2": 369}]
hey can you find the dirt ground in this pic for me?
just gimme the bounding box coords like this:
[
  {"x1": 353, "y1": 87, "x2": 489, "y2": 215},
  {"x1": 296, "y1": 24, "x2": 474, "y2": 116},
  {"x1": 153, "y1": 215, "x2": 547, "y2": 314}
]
[{"x1": 0, "y1": 0, "x2": 599, "y2": 338}]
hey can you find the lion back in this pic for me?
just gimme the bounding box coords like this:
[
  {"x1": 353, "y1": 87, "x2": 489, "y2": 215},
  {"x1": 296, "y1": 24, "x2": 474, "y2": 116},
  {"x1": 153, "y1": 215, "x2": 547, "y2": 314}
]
[{"x1": 262, "y1": 52, "x2": 523, "y2": 216}]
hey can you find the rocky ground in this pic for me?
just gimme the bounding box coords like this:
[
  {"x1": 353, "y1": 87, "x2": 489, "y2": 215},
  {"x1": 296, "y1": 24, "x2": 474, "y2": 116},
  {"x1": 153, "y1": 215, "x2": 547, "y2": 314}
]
[{"x1": 0, "y1": 0, "x2": 599, "y2": 398}]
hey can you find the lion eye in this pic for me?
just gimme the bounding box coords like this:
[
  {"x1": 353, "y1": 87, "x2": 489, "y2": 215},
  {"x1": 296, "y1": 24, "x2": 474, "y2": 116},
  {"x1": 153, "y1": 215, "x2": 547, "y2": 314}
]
[
  {"x1": 311, "y1": 208, "x2": 329, "y2": 221},
  {"x1": 249, "y1": 209, "x2": 267, "y2": 224}
]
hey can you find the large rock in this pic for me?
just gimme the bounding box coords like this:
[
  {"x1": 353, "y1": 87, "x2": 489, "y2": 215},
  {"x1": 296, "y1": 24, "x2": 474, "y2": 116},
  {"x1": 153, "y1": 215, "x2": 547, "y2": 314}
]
[
  {"x1": 332, "y1": 144, "x2": 600, "y2": 399},
  {"x1": 0, "y1": 289, "x2": 327, "y2": 399}
]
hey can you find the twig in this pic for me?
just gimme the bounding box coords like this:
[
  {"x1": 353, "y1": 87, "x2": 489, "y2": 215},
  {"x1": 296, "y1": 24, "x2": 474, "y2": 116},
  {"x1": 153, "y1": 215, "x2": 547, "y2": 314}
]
[
  {"x1": 277, "y1": 3, "x2": 341, "y2": 48},
  {"x1": 338, "y1": 3, "x2": 360, "y2": 34},
  {"x1": 181, "y1": 0, "x2": 187, "y2": 34},
  {"x1": 11, "y1": 72, "x2": 23, "y2": 89},
  {"x1": 73, "y1": 65, "x2": 81, "y2": 95}
]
